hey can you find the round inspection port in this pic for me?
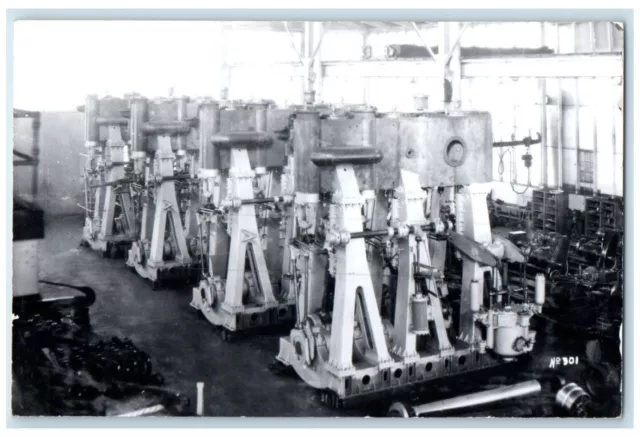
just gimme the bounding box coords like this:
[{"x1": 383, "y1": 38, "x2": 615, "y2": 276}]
[
  {"x1": 443, "y1": 137, "x2": 467, "y2": 167},
  {"x1": 425, "y1": 362, "x2": 433, "y2": 372},
  {"x1": 362, "y1": 375, "x2": 371, "y2": 385},
  {"x1": 278, "y1": 308, "x2": 287, "y2": 318},
  {"x1": 250, "y1": 313, "x2": 258, "y2": 322},
  {"x1": 458, "y1": 356, "x2": 467, "y2": 366},
  {"x1": 394, "y1": 369, "x2": 403, "y2": 379},
  {"x1": 405, "y1": 148, "x2": 415, "y2": 159}
]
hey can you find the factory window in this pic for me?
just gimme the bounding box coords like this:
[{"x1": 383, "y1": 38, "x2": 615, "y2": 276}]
[{"x1": 578, "y1": 149, "x2": 595, "y2": 184}]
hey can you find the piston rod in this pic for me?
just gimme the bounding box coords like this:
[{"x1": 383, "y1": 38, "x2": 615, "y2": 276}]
[
  {"x1": 388, "y1": 380, "x2": 544, "y2": 417},
  {"x1": 89, "y1": 174, "x2": 190, "y2": 189},
  {"x1": 350, "y1": 223, "x2": 439, "y2": 240}
]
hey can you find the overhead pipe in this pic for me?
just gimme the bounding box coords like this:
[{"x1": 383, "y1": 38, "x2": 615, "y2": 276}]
[
  {"x1": 283, "y1": 21, "x2": 327, "y2": 105},
  {"x1": 304, "y1": 21, "x2": 313, "y2": 103}
]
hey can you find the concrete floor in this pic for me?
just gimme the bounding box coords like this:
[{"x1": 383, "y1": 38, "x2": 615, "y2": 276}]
[{"x1": 12, "y1": 215, "x2": 621, "y2": 418}]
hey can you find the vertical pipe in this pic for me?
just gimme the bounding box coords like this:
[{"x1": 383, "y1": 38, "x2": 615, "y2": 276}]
[
  {"x1": 436, "y1": 23, "x2": 449, "y2": 111},
  {"x1": 575, "y1": 79, "x2": 580, "y2": 193},
  {"x1": 556, "y1": 79, "x2": 563, "y2": 190},
  {"x1": 175, "y1": 96, "x2": 189, "y2": 155},
  {"x1": 253, "y1": 102, "x2": 269, "y2": 170},
  {"x1": 612, "y1": 80, "x2": 617, "y2": 195},
  {"x1": 219, "y1": 24, "x2": 230, "y2": 101},
  {"x1": 313, "y1": 22, "x2": 324, "y2": 103},
  {"x1": 450, "y1": 22, "x2": 462, "y2": 110},
  {"x1": 303, "y1": 21, "x2": 315, "y2": 104},
  {"x1": 293, "y1": 110, "x2": 321, "y2": 193},
  {"x1": 31, "y1": 114, "x2": 41, "y2": 199},
  {"x1": 129, "y1": 97, "x2": 149, "y2": 174},
  {"x1": 540, "y1": 79, "x2": 547, "y2": 188},
  {"x1": 198, "y1": 99, "x2": 220, "y2": 171},
  {"x1": 84, "y1": 94, "x2": 100, "y2": 146},
  {"x1": 592, "y1": 98, "x2": 598, "y2": 194},
  {"x1": 196, "y1": 382, "x2": 204, "y2": 416}
]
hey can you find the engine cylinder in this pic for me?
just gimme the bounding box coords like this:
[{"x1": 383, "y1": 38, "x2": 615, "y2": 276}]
[
  {"x1": 252, "y1": 102, "x2": 269, "y2": 169},
  {"x1": 410, "y1": 294, "x2": 430, "y2": 334},
  {"x1": 84, "y1": 94, "x2": 100, "y2": 145},
  {"x1": 293, "y1": 110, "x2": 321, "y2": 193},
  {"x1": 198, "y1": 100, "x2": 220, "y2": 170},
  {"x1": 129, "y1": 97, "x2": 149, "y2": 154},
  {"x1": 351, "y1": 107, "x2": 376, "y2": 187},
  {"x1": 175, "y1": 96, "x2": 189, "y2": 153}
]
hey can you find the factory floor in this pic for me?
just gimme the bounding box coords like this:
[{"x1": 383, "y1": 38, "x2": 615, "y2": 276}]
[{"x1": 11, "y1": 216, "x2": 622, "y2": 418}]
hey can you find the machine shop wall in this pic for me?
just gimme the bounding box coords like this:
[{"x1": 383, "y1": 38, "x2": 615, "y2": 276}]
[
  {"x1": 12, "y1": 21, "x2": 225, "y2": 217},
  {"x1": 13, "y1": 21, "x2": 624, "y2": 215},
  {"x1": 13, "y1": 112, "x2": 85, "y2": 217},
  {"x1": 13, "y1": 21, "x2": 224, "y2": 110},
  {"x1": 229, "y1": 22, "x2": 624, "y2": 206}
]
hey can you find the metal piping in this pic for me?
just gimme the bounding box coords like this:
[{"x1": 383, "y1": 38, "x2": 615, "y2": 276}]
[
  {"x1": 389, "y1": 380, "x2": 544, "y2": 417},
  {"x1": 592, "y1": 100, "x2": 598, "y2": 193},
  {"x1": 540, "y1": 79, "x2": 548, "y2": 187},
  {"x1": 557, "y1": 79, "x2": 564, "y2": 189},
  {"x1": 575, "y1": 79, "x2": 580, "y2": 193}
]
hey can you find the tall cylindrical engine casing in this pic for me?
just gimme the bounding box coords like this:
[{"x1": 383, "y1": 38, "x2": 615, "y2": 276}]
[
  {"x1": 535, "y1": 274, "x2": 546, "y2": 305},
  {"x1": 198, "y1": 100, "x2": 220, "y2": 171},
  {"x1": 84, "y1": 94, "x2": 100, "y2": 145},
  {"x1": 470, "y1": 280, "x2": 481, "y2": 313},
  {"x1": 175, "y1": 96, "x2": 189, "y2": 154},
  {"x1": 293, "y1": 110, "x2": 321, "y2": 193},
  {"x1": 129, "y1": 97, "x2": 149, "y2": 155},
  {"x1": 252, "y1": 102, "x2": 269, "y2": 169},
  {"x1": 410, "y1": 294, "x2": 430, "y2": 334},
  {"x1": 351, "y1": 108, "x2": 376, "y2": 187}
]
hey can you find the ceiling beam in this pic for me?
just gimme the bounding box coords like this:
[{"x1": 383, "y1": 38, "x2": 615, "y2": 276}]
[{"x1": 359, "y1": 21, "x2": 390, "y2": 30}]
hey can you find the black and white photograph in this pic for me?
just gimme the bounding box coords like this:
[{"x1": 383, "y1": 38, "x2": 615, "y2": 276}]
[{"x1": 7, "y1": 10, "x2": 630, "y2": 423}]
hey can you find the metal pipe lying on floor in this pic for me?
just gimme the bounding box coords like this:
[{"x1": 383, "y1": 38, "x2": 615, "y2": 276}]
[{"x1": 388, "y1": 379, "x2": 546, "y2": 417}]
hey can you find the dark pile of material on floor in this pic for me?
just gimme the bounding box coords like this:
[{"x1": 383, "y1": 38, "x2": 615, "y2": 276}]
[{"x1": 11, "y1": 281, "x2": 190, "y2": 416}]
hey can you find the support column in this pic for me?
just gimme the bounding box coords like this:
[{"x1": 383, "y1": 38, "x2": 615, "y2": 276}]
[
  {"x1": 219, "y1": 24, "x2": 230, "y2": 101},
  {"x1": 313, "y1": 22, "x2": 324, "y2": 103},
  {"x1": 540, "y1": 79, "x2": 548, "y2": 188}
]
